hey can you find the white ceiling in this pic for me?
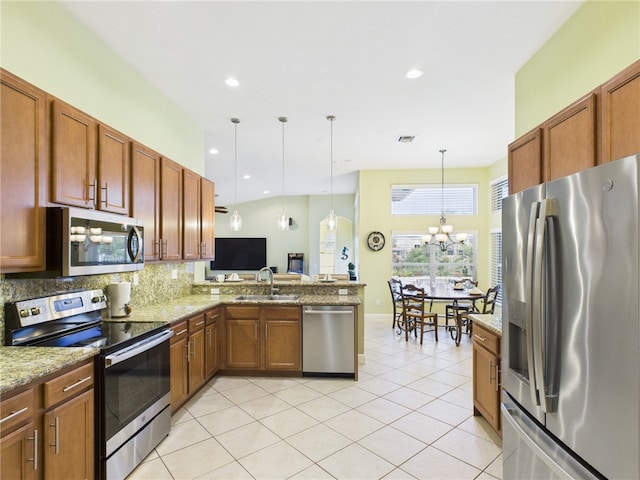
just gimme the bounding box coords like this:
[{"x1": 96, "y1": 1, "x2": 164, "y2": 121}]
[{"x1": 61, "y1": 0, "x2": 583, "y2": 206}]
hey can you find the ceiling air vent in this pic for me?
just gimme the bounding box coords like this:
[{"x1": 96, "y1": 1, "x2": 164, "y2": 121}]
[{"x1": 397, "y1": 135, "x2": 416, "y2": 143}]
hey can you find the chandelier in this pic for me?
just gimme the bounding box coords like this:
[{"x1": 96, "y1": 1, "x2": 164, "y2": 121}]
[{"x1": 423, "y1": 149, "x2": 467, "y2": 251}]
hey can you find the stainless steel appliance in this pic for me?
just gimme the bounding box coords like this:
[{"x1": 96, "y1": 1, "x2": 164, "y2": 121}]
[
  {"x1": 501, "y1": 154, "x2": 639, "y2": 479},
  {"x1": 302, "y1": 305, "x2": 355, "y2": 377},
  {"x1": 9, "y1": 206, "x2": 144, "y2": 277},
  {"x1": 5, "y1": 289, "x2": 171, "y2": 480}
]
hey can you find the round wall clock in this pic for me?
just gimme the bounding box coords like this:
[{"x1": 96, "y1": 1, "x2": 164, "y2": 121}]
[{"x1": 367, "y1": 231, "x2": 385, "y2": 251}]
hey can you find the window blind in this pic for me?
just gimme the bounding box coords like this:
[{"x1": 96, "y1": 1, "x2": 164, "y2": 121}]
[
  {"x1": 490, "y1": 231, "x2": 503, "y2": 305},
  {"x1": 490, "y1": 176, "x2": 509, "y2": 212},
  {"x1": 392, "y1": 185, "x2": 478, "y2": 215}
]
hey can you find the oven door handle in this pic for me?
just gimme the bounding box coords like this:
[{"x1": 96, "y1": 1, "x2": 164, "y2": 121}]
[{"x1": 104, "y1": 329, "x2": 173, "y2": 367}]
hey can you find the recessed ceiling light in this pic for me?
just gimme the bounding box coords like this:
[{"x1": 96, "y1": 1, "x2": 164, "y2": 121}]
[
  {"x1": 397, "y1": 135, "x2": 416, "y2": 143},
  {"x1": 209, "y1": 148, "x2": 219, "y2": 155},
  {"x1": 405, "y1": 69, "x2": 424, "y2": 79},
  {"x1": 225, "y1": 77, "x2": 239, "y2": 87},
  {"x1": 263, "y1": 190, "x2": 270, "y2": 195},
  {"x1": 243, "y1": 174, "x2": 251, "y2": 179}
]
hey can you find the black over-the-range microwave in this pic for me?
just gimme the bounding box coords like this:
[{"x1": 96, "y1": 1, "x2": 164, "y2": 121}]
[{"x1": 10, "y1": 206, "x2": 144, "y2": 278}]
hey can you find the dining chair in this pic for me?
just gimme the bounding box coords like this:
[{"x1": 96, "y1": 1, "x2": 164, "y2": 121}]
[
  {"x1": 400, "y1": 283, "x2": 438, "y2": 344},
  {"x1": 387, "y1": 277, "x2": 403, "y2": 330},
  {"x1": 444, "y1": 279, "x2": 479, "y2": 335},
  {"x1": 452, "y1": 285, "x2": 500, "y2": 345}
]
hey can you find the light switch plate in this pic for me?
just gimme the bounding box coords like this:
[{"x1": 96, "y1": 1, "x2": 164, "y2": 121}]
[
  {"x1": 338, "y1": 288, "x2": 348, "y2": 295},
  {"x1": 171, "y1": 269, "x2": 178, "y2": 280},
  {"x1": 211, "y1": 288, "x2": 220, "y2": 295},
  {"x1": 132, "y1": 273, "x2": 139, "y2": 286}
]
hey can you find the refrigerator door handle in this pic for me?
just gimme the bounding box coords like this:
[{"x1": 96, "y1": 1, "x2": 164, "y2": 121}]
[
  {"x1": 501, "y1": 403, "x2": 598, "y2": 480},
  {"x1": 525, "y1": 201, "x2": 541, "y2": 407}
]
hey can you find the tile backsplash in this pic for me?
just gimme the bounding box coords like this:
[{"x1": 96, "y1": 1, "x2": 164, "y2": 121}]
[{"x1": 0, "y1": 263, "x2": 194, "y2": 341}]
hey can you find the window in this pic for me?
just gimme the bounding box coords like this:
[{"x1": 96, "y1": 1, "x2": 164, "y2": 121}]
[
  {"x1": 490, "y1": 176, "x2": 508, "y2": 212},
  {"x1": 392, "y1": 185, "x2": 478, "y2": 215},
  {"x1": 391, "y1": 232, "x2": 477, "y2": 287},
  {"x1": 490, "y1": 231, "x2": 503, "y2": 305}
]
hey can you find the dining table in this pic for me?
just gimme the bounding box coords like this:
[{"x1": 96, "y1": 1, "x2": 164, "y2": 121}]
[{"x1": 422, "y1": 288, "x2": 485, "y2": 346}]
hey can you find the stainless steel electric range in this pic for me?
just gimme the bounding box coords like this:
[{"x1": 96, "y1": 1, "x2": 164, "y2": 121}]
[{"x1": 5, "y1": 289, "x2": 172, "y2": 480}]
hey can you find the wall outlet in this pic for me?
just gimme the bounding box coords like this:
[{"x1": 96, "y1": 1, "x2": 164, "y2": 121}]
[
  {"x1": 132, "y1": 273, "x2": 139, "y2": 286},
  {"x1": 171, "y1": 269, "x2": 178, "y2": 280},
  {"x1": 338, "y1": 288, "x2": 348, "y2": 296},
  {"x1": 210, "y1": 288, "x2": 220, "y2": 295}
]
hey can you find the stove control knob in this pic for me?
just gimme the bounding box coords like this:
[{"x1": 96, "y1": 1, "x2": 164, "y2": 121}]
[
  {"x1": 30, "y1": 307, "x2": 41, "y2": 315},
  {"x1": 19, "y1": 309, "x2": 30, "y2": 318}
]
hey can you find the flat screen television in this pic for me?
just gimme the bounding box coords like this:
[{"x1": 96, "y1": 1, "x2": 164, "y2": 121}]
[{"x1": 211, "y1": 237, "x2": 267, "y2": 271}]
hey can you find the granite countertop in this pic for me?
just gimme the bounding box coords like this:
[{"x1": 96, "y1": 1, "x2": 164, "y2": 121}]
[
  {"x1": 1, "y1": 292, "x2": 361, "y2": 394},
  {"x1": 0, "y1": 346, "x2": 98, "y2": 394},
  {"x1": 469, "y1": 313, "x2": 502, "y2": 336}
]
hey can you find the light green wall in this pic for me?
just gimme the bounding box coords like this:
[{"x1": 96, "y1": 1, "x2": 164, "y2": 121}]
[
  {"x1": 358, "y1": 167, "x2": 492, "y2": 314},
  {"x1": 213, "y1": 194, "x2": 355, "y2": 275},
  {"x1": 515, "y1": 0, "x2": 640, "y2": 135},
  {"x1": 0, "y1": 0, "x2": 203, "y2": 173}
]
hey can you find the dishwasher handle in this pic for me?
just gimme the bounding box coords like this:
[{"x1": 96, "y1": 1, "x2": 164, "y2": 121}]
[{"x1": 304, "y1": 309, "x2": 354, "y2": 315}]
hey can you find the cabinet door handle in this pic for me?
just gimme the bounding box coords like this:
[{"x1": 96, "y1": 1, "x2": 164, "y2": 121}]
[
  {"x1": 186, "y1": 341, "x2": 191, "y2": 362},
  {"x1": 0, "y1": 406, "x2": 28, "y2": 424},
  {"x1": 89, "y1": 178, "x2": 97, "y2": 207},
  {"x1": 49, "y1": 417, "x2": 60, "y2": 454},
  {"x1": 101, "y1": 182, "x2": 109, "y2": 206},
  {"x1": 191, "y1": 338, "x2": 196, "y2": 358},
  {"x1": 28, "y1": 429, "x2": 38, "y2": 470},
  {"x1": 496, "y1": 365, "x2": 501, "y2": 392},
  {"x1": 62, "y1": 375, "x2": 92, "y2": 392},
  {"x1": 207, "y1": 328, "x2": 212, "y2": 347}
]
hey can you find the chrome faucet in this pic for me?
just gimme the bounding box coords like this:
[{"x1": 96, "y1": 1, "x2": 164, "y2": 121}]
[{"x1": 258, "y1": 267, "x2": 275, "y2": 296}]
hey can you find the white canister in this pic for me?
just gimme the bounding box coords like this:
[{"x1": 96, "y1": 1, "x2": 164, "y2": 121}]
[{"x1": 108, "y1": 282, "x2": 132, "y2": 317}]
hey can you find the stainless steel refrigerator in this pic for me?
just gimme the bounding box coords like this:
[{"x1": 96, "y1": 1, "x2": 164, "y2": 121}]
[{"x1": 501, "y1": 153, "x2": 639, "y2": 479}]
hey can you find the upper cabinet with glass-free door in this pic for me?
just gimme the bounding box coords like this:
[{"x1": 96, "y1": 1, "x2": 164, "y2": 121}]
[{"x1": 51, "y1": 99, "x2": 131, "y2": 214}]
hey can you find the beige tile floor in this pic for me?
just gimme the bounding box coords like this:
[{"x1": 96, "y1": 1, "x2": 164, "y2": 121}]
[{"x1": 128, "y1": 314, "x2": 503, "y2": 480}]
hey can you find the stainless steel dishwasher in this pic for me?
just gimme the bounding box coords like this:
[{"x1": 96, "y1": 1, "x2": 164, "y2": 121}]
[{"x1": 302, "y1": 305, "x2": 355, "y2": 377}]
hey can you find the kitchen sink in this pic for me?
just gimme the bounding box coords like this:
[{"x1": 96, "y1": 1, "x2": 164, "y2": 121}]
[{"x1": 234, "y1": 294, "x2": 301, "y2": 302}]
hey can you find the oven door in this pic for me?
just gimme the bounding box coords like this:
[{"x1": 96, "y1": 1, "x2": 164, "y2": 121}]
[{"x1": 102, "y1": 329, "x2": 171, "y2": 457}]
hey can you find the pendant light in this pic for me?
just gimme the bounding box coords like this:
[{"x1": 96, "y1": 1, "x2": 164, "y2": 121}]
[
  {"x1": 423, "y1": 149, "x2": 468, "y2": 251},
  {"x1": 325, "y1": 115, "x2": 337, "y2": 231},
  {"x1": 277, "y1": 116, "x2": 290, "y2": 231},
  {"x1": 229, "y1": 118, "x2": 242, "y2": 231}
]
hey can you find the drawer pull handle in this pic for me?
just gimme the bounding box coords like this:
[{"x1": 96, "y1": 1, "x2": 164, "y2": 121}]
[
  {"x1": 473, "y1": 334, "x2": 486, "y2": 342},
  {"x1": 28, "y1": 429, "x2": 38, "y2": 470},
  {"x1": 62, "y1": 375, "x2": 91, "y2": 392},
  {"x1": 0, "y1": 406, "x2": 29, "y2": 424},
  {"x1": 175, "y1": 328, "x2": 188, "y2": 336},
  {"x1": 195, "y1": 320, "x2": 205, "y2": 326}
]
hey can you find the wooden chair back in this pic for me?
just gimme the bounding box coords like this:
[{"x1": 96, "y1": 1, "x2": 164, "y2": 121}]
[{"x1": 481, "y1": 285, "x2": 500, "y2": 314}]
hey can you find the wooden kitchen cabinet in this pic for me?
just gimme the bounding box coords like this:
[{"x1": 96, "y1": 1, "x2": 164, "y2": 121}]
[
  {"x1": 263, "y1": 306, "x2": 301, "y2": 371},
  {"x1": 0, "y1": 422, "x2": 37, "y2": 480},
  {"x1": 472, "y1": 322, "x2": 501, "y2": 434},
  {"x1": 600, "y1": 59, "x2": 640, "y2": 163},
  {"x1": 43, "y1": 389, "x2": 94, "y2": 480},
  {"x1": 0, "y1": 388, "x2": 36, "y2": 480},
  {"x1": 1, "y1": 359, "x2": 95, "y2": 480},
  {"x1": 225, "y1": 306, "x2": 261, "y2": 369},
  {"x1": 97, "y1": 124, "x2": 130, "y2": 214},
  {"x1": 169, "y1": 320, "x2": 189, "y2": 412},
  {"x1": 160, "y1": 156, "x2": 183, "y2": 261},
  {"x1": 224, "y1": 305, "x2": 302, "y2": 373},
  {"x1": 131, "y1": 141, "x2": 161, "y2": 261},
  {"x1": 0, "y1": 70, "x2": 48, "y2": 273},
  {"x1": 205, "y1": 307, "x2": 221, "y2": 379},
  {"x1": 188, "y1": 314, "x2": 207, "y2": 392},
  {"x1": 543, "y1": 92, "x2": 597, "y2": 182},
  {"x1": 200, "y1": 177, "x2": 216, "y2": 259},
  {"x1": 183, "y1": 168, "x2": 202, "y2": 261},
  {"x1": 508, "y1": 128, "x2": 542, "y2": 195}
]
